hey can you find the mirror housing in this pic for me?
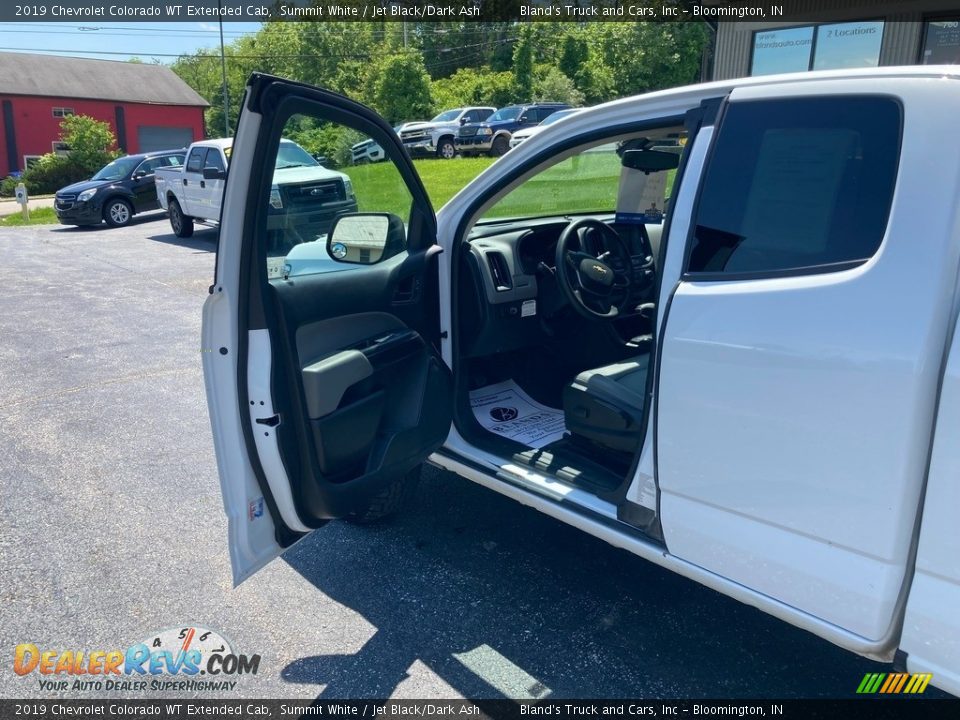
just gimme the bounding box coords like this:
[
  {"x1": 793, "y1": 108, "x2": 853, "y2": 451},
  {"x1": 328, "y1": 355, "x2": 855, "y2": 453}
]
[
  {"x1": 133, "y1": 170, "x2": 147, "y2": 180},
  {"x1": 327, "y1": 213, "x2": 406, "y2": 265},
  {"x1": 202, "y1": 166, "x2": 226, "y2": 180},
  {"x1": 621, "y1": 149, "x2": 680, "y2": 174}
]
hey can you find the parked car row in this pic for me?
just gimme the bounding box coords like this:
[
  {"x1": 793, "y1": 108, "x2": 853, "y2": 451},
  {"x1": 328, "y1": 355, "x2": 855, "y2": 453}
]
[
  {"x1": 350, "y1": 102, "x2": 581, "y2": 163},
  {"x1": 51, "y1": 103, "x2": 579, "y2": 231}
]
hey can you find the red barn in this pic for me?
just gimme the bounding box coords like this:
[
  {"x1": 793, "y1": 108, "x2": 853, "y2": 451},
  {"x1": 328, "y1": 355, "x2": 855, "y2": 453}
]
[{"x1": 0, "y1": 51, "x2": 209, "y2": 175}]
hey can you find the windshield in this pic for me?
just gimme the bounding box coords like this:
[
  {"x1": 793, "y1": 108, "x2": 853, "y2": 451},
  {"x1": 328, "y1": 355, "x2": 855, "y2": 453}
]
[
  {"x1": 487, "y1": 106, "x2": 521, "y2": 123},
  {"x1": 275, "y1": 141, "x2": 319, "y2": 169},
  {"x1": 431, "y1": 109, "x2": 462, "y2": 122},
  {"x1": 541, "y1": 109, "x2": 578, "y2": 126},
  {"x1": 92, "y1": 156, "x2": 140, "y2": 181}
]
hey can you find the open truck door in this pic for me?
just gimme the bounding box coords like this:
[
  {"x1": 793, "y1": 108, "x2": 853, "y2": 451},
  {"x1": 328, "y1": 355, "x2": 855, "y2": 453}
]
[{"x1": 202, "y1": 74, "x2": 451, "y2": 584}]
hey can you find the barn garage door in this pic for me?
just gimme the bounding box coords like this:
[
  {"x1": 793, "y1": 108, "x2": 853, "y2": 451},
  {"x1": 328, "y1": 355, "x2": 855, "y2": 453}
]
[{"x1": 137, "y1": 126, "x2": 194, "y2": 153}]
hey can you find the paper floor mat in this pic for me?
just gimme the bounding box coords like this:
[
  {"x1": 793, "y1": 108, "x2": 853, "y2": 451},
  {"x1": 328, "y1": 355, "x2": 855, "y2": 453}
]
[{"x1": 469, "y1": 380, "x2": 567, "y2": 449}]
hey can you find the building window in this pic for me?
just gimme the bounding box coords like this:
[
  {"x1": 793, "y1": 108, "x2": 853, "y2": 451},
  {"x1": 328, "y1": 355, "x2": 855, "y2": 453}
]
[
  {"x1": 686, "y1": 96, "x2": 901, "y2": 277},
  {"x1": 752, "y1": 26, "x2": 815, "y2": 75},
  {"x1": 52, "y1": 141, "x2": 70, "y2": 156},
  {"x1": 921, "y1": 18, "x2": 960, "y2": 64},
  {"x1": 812, "y1": 21, "x2": 884, "y2": 70},
  {"x1": 751, "y1": 21, "x2": 884, "y2": 76},
  {"x1": 23, "y1": 155, "x2": 43, "y2": 170},
  {"x1": 52, "y1": 107, "x2": 75, "y2": 118}
]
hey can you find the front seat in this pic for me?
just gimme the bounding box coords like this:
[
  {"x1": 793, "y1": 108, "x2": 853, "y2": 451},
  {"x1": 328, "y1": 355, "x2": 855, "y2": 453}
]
[{"x1": 562, "y1": 354, "x2": 649, "y2": 454}]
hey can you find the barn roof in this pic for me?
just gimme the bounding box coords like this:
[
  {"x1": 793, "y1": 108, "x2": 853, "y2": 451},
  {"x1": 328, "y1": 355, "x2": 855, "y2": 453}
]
[{"x1": 0, "y1": 52, "x2": 210, "y2": 107}]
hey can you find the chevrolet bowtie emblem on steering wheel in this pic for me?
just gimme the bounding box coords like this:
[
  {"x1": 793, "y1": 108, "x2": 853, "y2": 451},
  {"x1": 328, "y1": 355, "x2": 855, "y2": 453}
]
[{"x1": 592, "y1": 264, "x2": 607, "y2": 274}]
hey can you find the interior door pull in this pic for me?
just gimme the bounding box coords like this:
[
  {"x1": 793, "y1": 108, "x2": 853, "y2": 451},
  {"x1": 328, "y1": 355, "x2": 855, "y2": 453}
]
[{"x1": 393, "y1": 276, "x2": 421, "y2": 304}]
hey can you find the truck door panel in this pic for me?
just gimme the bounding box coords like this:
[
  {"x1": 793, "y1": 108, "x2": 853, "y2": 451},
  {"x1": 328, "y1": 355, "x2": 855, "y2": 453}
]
[{"x1": 656, "y1": 79, "x2": 960, "y2": 643}]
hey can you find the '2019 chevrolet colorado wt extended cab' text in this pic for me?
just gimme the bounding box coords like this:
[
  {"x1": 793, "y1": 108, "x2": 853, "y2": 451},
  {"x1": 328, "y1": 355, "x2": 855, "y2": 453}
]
[{"x1": 202, "y1": 67, "x2": 960, "y2": 696}]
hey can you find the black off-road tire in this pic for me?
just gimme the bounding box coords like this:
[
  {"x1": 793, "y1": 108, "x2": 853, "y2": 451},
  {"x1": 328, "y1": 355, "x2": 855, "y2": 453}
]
[
  {"x1": 345, "y1": 465, "x2": 421, "y2": 525},
  {"x1": 168, "y1": 198, "x2": 194, "y2": 238},
  {"x1": 104, "y1": 198, "x2": 133, "y2": 228},
  {"x1": 491, "y1": 135, "x2": 510, "y2": 157}
]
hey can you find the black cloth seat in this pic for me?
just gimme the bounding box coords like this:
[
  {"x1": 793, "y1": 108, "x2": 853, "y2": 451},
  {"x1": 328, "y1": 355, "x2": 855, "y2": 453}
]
[{"x1": 562, "y1": 355, "x2": 649, "y2": 454}]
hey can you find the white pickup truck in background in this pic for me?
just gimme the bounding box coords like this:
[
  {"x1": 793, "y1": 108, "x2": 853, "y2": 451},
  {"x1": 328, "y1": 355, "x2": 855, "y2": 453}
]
[{"x1": 156, "y1": 137, "x2": 357, "y2": 250}]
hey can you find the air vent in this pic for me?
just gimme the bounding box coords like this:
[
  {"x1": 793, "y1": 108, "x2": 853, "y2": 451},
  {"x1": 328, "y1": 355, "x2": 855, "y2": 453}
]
[{"x1": 486, "y1": 251, "x2": 512, "y2": 291}]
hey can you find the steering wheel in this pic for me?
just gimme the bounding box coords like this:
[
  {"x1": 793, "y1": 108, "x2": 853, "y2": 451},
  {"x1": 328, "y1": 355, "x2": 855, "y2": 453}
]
[{"x1": 555, "y1": 218, "x2": 634, "y2": 320}]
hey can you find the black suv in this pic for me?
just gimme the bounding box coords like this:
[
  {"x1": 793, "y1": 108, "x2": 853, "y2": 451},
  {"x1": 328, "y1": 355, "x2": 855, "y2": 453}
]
[
  {"x1": 456, "y1": 102, "x2": 571, "y2": 157},
  {"x1": 55, "y1": 149, "x2": 186, "y2": 228}
]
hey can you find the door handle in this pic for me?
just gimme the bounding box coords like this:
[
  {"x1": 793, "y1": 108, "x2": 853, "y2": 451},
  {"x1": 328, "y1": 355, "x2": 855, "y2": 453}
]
[
  {"x1": 200, "y1": 181, "x2": 206, "y2": 189},
  {"x1": 182, "y1": 179, "x2": 188, "y2": 186}
]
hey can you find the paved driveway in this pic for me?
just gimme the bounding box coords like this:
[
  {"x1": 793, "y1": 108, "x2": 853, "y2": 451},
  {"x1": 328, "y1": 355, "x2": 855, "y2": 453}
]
[{"x1": 0, "y1": 217, "x2": 931, "y2": 700}]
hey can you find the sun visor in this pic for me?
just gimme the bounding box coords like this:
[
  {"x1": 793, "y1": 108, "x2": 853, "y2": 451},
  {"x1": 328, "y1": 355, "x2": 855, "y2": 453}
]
[{"x1": 615, "y1": 165, "x2": 668, "y2": 226}]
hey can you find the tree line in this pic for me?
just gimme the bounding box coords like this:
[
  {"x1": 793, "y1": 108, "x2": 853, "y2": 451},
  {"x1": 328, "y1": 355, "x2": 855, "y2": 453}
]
[{"x1": 171, "y1": 21, "x2": 710, "y2": 136}]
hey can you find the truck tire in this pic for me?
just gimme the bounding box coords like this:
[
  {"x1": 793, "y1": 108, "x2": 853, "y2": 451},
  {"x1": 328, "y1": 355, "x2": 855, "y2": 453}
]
[
  {"x1": 491, "y1": 135, "x2": 510, "y2": 157},
  {"x1": 104, "y1": 198, "x2": 133, "y2": 228},
  {"x1": 168, "y1": 198, "x2": 194, "y2": 238},
  {"x1": 344, "y1": 465, "x2": 421, "y2": 525},
  {"x1": 436, "y1": 138, "x2": 456, "y2": 159}
]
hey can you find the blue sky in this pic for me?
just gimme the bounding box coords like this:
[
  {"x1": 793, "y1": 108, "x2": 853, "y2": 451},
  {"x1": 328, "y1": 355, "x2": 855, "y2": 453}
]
[{"x1": 0, "y1": 21, "x2": 262, "y2": 63}]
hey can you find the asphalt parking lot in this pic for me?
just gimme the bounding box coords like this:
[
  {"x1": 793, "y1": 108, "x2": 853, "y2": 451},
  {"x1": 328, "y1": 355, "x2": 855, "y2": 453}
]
[{"x1": 0, "y1": 212, "x2": 927, "y2": 700}]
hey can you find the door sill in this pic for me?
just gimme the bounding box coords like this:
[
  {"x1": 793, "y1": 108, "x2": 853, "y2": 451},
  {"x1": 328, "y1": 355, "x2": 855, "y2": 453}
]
[{"x1": 431, "y1": 437, "x2": 654, "y2": 544}]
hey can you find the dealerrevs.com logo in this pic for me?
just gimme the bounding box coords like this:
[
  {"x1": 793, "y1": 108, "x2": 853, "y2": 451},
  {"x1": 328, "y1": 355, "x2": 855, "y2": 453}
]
[{"x1": 13, "y1": 626, "x2": 260, "y2": 693}]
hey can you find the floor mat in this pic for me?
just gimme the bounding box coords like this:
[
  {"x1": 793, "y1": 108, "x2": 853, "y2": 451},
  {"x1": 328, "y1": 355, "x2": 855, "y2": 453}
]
[{"x1": 469, "y1": 380, "x2": 567, "y2": 449}]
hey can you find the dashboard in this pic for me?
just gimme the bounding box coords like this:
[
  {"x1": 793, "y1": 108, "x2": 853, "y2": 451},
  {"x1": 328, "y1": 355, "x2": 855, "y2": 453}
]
[{"x1": 458, "y1": 215, "x2": 657, "y2": 359}]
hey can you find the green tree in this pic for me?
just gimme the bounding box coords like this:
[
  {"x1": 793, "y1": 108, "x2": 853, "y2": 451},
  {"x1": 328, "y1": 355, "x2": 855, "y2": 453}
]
[
  {"x1": 371, "y1": 52, "x2": 434, "y2": 124},
  {"x1": 558, "y1": 33, "x2": 588, "y2": 81},
  {"x1": 59, "y1": 114, "x2": 118, "y2": 172},
  {"x1": 535, "y1": 68, "x2": 585, "y2": 107},
  {"x1": 512, "y1": 25, "x2": 534, "y2": 101}
]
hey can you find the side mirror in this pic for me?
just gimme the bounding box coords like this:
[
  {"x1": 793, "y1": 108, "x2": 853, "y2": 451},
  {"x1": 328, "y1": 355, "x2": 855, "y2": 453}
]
[
  {"x1": 202, "y1": 166, "x2": 226, "y2": 180},
  {"x1": 460, "y1": 117, "x2": 467, "y2": 125},
  {"x1": 133, "y1": 170, "x2": 147, "y2": 180},
  {"x1": 327, "y1": 213, "x2": 406, "y2": 265},
  {"x1": 519, "y1": 114, "x2": 531, "y2": 124}
]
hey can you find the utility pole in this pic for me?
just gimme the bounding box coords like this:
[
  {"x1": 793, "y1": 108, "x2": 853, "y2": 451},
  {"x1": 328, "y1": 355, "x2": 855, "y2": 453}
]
[{"x1": 218, "y1": 0, "x2": 230, "y2": 136}]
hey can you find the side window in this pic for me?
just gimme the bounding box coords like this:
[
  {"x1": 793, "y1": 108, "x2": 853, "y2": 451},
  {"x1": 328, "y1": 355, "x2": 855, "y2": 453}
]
[
  {"x1": 480, "y1": 129, "x2": 685, "y2": 223},
  {"x1": 186, "y1": 148, "x2": 205, "y2": 173},
  {"x1": 135, "y1": 159, "x2": 159, "y2": 176},
  {"x1": 477, "y1": 109, "x2": 494, "y2": 122},
  {"x1": 165, "y1": 155, "x2": 184, "y2": 167},
  {"x1": 263, "y1": 113, "x2": 414, "y2": 280},
  {"x1": 462, "y1": 112, "x2": 476, "y2": 123},
  {"x1": 687, "y1": 96, "x2": 900, "y2": 276},
  {"x1": 205, "y1": 148, "x2": 226, "y2": 173}
]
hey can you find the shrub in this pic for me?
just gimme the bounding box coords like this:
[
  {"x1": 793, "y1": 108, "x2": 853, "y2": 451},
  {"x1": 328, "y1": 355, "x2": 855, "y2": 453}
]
[
  {"x1": 20, "y1": 154, "x2": 92, "y2": 195},
  {"x1": 0, "y1": 175, "x2": 20, "y2": 197}
]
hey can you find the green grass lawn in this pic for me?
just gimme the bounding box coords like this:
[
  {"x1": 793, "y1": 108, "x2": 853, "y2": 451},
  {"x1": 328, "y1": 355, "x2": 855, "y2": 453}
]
[
  {"x1": 341, "y1": 152, "x2": 673, "y2": 221},
  {"x1": 1, "y1": 207, "x2": 59, "y2": 226},
  {"x1": 343, "y1": 157, "x2": 495, "y2": 217}
]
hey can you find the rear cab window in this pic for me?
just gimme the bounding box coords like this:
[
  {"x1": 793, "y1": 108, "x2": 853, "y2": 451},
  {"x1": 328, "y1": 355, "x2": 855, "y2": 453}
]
[{"x1": 687, "y1": 96, "x2": 901, "y2": 277}]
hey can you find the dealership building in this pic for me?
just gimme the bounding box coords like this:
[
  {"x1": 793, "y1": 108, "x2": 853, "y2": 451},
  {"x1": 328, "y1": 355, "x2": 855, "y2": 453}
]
[
  {"x1": 0, "y1": 52, "x2": 208, "y2": 175},
  {"x1": 711, "y1": 1, "x2": 960, "y2": 80}
]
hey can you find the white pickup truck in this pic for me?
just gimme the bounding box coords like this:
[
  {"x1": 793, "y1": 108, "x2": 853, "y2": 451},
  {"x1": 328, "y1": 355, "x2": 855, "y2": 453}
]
[
  {"x1": 156, "y1": 137, "x2": 357, "y2": 245},
  {"x1": 397, "y1": 106, "x2": 496, "y2": 159},
  {"x1": 203, "y1": 67, "x2": 960, "y2": 696}
]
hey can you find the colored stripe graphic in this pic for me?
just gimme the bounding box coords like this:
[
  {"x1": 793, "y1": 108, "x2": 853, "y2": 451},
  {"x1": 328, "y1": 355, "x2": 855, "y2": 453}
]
[{"x1": 857, "y1": 672, "x2": 932, "y2": 694}]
